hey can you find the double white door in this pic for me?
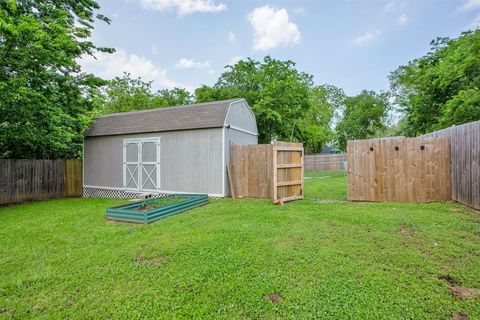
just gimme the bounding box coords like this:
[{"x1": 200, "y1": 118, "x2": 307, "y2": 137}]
[{"x1": 123, "y1": 138, "x2": 160, "y2": 191}]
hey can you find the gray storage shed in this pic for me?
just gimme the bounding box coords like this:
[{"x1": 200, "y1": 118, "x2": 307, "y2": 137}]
[{"x1": 83, "y1": 99, "x2": 258, "y2": 198}]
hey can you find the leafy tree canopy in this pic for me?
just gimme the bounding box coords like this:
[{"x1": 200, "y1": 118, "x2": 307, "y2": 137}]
[
  {"x1": 93, "y1": 73, "x2": 193, "y2": 115},
  {"x1": 336, "y1": 90, "x2": 390, "y2": 150},
  {"x1": 0, "y1": 0, "x2": 112, "y2": 159},
  {"x1": 295, "y1": 85, "x2": 345, "y2": 153},
  {"x1": 390, "y1": 29, "x2": 480, "y2": 136},
  {"x1": 195, "y1": 56, "x2": 313, "y2": 143}
]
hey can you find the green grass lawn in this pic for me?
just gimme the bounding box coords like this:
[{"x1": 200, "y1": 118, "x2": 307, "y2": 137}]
[
  {"x1": 1, "y1": 173, "x2": 479, "y2": 319},
  {"x1": 304, "y1": 171, "x2": 348, "y2": 201}
]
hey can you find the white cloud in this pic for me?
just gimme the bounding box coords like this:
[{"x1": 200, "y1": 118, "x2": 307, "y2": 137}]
[
  {"x1": 398, "y1": 13, "x2": 408, "y2": 25},
  {"x1": 137, "y1": 0, "x2": 226, "y2": 15},
  {"x1": 247, "y1": 6, "x2": 301, "y2": 51},
  {"x1": 228, "y1": 31, "x2": 237, "y2": 44},
  {"x1": 228, "y1": 55, "x2": 244, "y2": 65},
  {"x1": 79, "y1": 49, "x2": 177, "y2": 89},
  {"x1": 384, "y1": 1, "x2": 397, "y2": 12},
  {"x1": 174, "y1": 58, "x2": 210, "y2": 69},
  {"x1": 457, "y1": 0, "x2": 480, "y2": 12},
  {"x1": 353, "y1": 30, "x2": 381, "y2": 44}
]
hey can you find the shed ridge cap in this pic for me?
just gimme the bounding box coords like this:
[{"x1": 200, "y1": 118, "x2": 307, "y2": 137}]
[{"x1": 94, "y1": 98, "x2": 242, "y2": 119}]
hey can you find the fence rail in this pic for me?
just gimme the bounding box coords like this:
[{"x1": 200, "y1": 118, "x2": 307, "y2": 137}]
[
  {"x1": 422, "y1": 120, "x2": 480, "y2": 210},
  {"x1": 305, "y1": 154, "x2": 346, "y2": 172},
  {"x1": 0, "y1": 159, "x2": 83, "y2": 205}
]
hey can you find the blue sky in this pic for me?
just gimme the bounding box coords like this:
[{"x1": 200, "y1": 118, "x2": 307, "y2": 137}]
[{"x1": 80, "y1": 0, "x2": 480, "y2": 96}]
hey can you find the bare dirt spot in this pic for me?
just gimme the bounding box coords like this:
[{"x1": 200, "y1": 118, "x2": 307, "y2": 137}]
[
  {"x1": 136, "y1": 253, "x2": 171, "y2": 267},
  {"x1": 452, "y1": 312, "x2": 469, "y2": 320},
  {"x1": 265, "y1": 294, "x2": 283, "y2": 303},
  {"x1": 450, "y1": 286, "x2": 480, "y2": 300},
  {"x1": 287, "y1": 258, "x2": 295, "y2": 264},
  {"x1": 95, "y1": 264, "x2": 103, "y2": 269},
  {"x1": 439, "y1": 274, "x2": 457, "y2": 285},
  {"x1": 398, "y1": 226, "x2": 413, "y2": 236}
]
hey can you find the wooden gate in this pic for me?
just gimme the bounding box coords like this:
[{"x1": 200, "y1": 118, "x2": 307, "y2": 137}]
[
  {"x1": 272, "y1": 142, "x2": 304, "y2": 203},
  {"x1": 229, "y1": 141, "x2": 304, "y2": 203}
]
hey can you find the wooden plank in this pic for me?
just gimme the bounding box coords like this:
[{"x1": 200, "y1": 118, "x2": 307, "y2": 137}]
[
  {"x1": 272, "y1": 146, "x2": 278, "y2": 202},
  {"x1": 277, "y1": 180, "x2": 302, "y2": 187},
  {"x1": 64, "y1": 159, "x2": 82, "y2": 197},
  {"x1": 0, "y1": 159, "x2": 73, "y2": 205},
  {"x1": 277, "y1": 163, "x2": 302, "y2": 169},
  {"x1": 226, "y1": 164, "x2": 235, "y2": 198},
  {"x1": 305, "y1": 153, "x2": 347, "y2": 172},
  {"x1": 347, "y1": 136, "x2": 451, "y2": 203},
  {"x1": 228, "y1": 141, "x2": 304, "y2": 203},
  {"x1": 273, "y1": 147, "x2": 304, "y2": 152},
  {"x1": 421, "y1": 120, "x2": 479, "y2": 209}
]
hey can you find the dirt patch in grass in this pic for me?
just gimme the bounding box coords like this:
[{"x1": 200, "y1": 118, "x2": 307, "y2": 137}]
[
  {"x1": 452, "y1": 312, "x2": 469, "y2": 320},
  {"x1": 265, "y1": 294, "x2": 283, "y2": 303},
  {"x1": 439, "y1": 274, "x2": 458, "y2": 285},
  {"x1": 397, "y1": 226, "x2": 413, "y2": 237},
  {"x1": 450, "y1": 286, "x2": 480, "y2": 300},
  {"x1": 136, "y1": 253, "x2": 171, "y2": 267}
]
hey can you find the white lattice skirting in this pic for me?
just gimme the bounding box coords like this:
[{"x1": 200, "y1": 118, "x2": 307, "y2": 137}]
[
  {"x1": 83, "y1": 187, "x2": 168, "y2": 199},
  {"x1": 83, "y1": 186, "x2": 223, "y2": 199}
]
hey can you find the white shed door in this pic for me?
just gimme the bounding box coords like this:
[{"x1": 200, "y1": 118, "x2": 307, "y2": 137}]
[{"x1": 123, "y1": 138, "x2": 160, "y2": 191}]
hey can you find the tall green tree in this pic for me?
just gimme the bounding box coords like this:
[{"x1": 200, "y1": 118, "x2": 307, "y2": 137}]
[
  {"x1": 195, "y1": 56, "x2": 313, "y2": 143},
  {"x1": 93, "y1": 73, "x2": 193, "y2": 115},
  {"x1": 153, "y1": 87, "x2": 194, "y2": 108},
  {"x1": 336, "y1": 90, "x2": 390, "y2": 151},
  {"x1": 390, "y1": 30, "x2": 480, "y2": 136},
  {"x1": 0, "y1": 0, "x2": 112, "y2": 159},
  {"x1": 295, "y1": 85, "x2": 345, "y2": 153}
]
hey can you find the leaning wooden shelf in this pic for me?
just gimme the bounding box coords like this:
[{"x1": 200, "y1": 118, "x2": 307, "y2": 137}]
[{"x1": 106, "y1": 194, "x2": 208, "y2": 224}]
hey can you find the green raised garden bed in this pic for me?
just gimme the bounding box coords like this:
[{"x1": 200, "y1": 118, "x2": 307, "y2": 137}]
[{"x1": 106, "y1": 194, "x2": 208, "y2": 224}]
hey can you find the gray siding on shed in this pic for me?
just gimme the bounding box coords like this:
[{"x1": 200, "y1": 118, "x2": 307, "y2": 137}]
[
  {"x1": 84, "y1": 128, "x2": 224, "y2": 195},
  {"x1": 225, "y1": 100, "x2": 257, "y2": 134}
]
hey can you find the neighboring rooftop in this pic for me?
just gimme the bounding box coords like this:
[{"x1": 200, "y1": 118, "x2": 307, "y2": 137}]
[{"x1": 84, "y1": 99, "x2": 242, "y2": 137}]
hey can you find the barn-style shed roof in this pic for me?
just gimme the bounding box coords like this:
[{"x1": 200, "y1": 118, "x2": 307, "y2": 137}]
[{"x1": 84, "y1": 99, "x2": 243, "y2": 137}]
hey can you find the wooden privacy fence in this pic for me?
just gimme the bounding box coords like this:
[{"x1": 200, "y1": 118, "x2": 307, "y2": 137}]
[
  {"x1": 229, "y1": 141, "x2": 304, "y2": 203},
  {"x1": 0, "y1": 159, "x2": 83, "y2": 205},
  {"x1": 305, "y1": 153, "x2": 347, "y2": 172},
  {"x1": 422, "y1": 120, "x2": 480, "y2": 210},
  {"x1": 347, "y1": 137, "x2": 451, "y2": 202}
]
